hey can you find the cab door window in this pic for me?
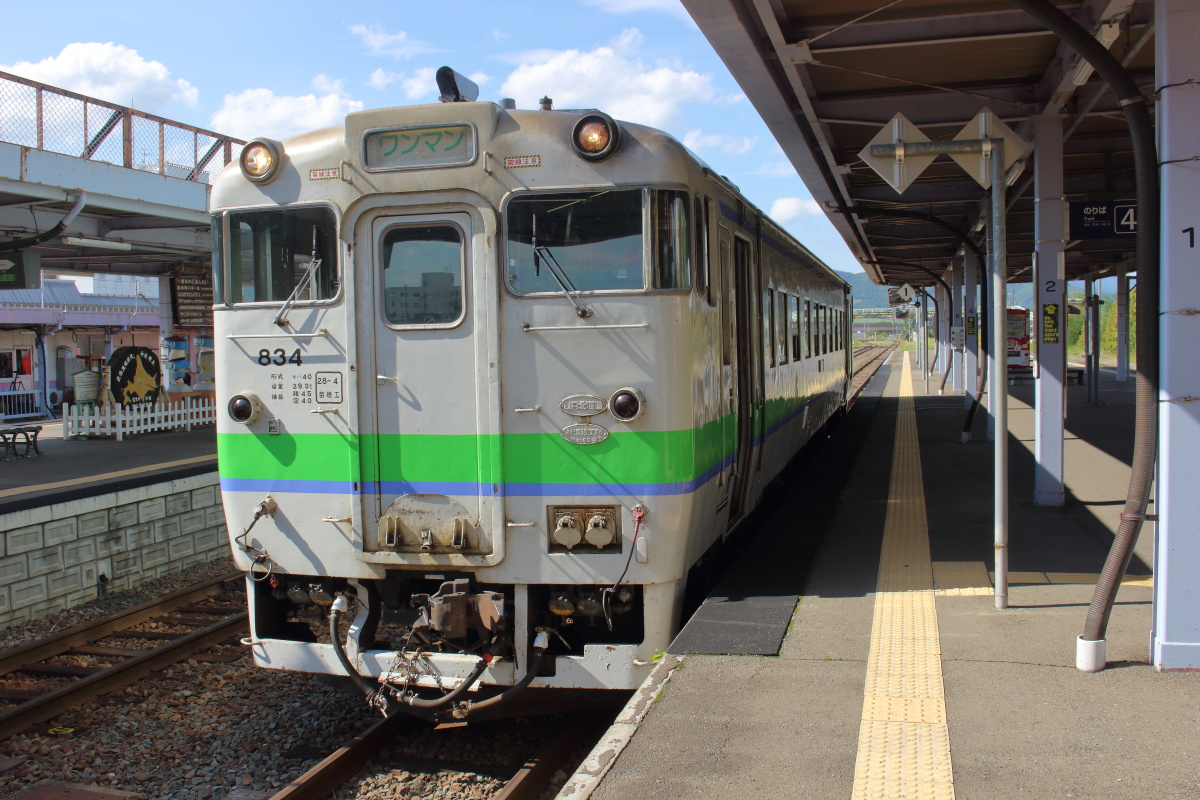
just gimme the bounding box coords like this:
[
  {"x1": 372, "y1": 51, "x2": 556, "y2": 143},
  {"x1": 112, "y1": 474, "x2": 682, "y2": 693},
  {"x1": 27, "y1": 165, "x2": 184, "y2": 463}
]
[{"x1": 380, "y1": 224, "x2": 465, "y2": 327}]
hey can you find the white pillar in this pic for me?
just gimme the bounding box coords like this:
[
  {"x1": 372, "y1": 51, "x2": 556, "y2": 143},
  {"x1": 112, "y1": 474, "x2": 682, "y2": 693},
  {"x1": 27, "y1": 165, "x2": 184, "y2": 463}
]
[
  {"x1": 964, "y1": 251, "x2": 979, "y2": 408},
  {"x1": 158, "y1": 276, "x2": 174, "y2": 391},
  {"x1": 1033, "y1": 113, "x2": 1066, "y2": 507},
  {"x1": 1155, "y1": 0, "x2": 1200, "y2": 669},
  {"x1": 1116, "y1": 273, "x2": 1130, "y2": 382},
  {"x1": 952, "y1": 260, "x2": 964, "y2": 395}
]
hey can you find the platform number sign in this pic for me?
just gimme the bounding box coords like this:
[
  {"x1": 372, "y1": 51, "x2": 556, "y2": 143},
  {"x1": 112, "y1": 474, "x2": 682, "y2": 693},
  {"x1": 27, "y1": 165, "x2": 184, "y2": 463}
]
[
  {"x1": 1113, "y1": 203, "x2": 1137, "y2": 236},
  {"x1": 1069, "y1": 202, "x2": 1137, "y2": 239}
]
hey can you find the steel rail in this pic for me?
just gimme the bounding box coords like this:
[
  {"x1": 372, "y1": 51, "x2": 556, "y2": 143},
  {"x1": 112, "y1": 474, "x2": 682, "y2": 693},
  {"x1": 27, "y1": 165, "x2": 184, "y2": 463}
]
[
  {"x1": 0, "y1": 571, "x2": 242, "y2": 677},
  {"x1": 0, "y1": 610, "x2": 247, "y2": 741},
  {"x1": 494, "y1": 712, "x2": 608, "y2": 800},
  {"x1": 266, "y1": 711, "x2": 421, "y2": 800},
  {"x1": 266, "y1": 710, "x2": 607, "y2": 800}
]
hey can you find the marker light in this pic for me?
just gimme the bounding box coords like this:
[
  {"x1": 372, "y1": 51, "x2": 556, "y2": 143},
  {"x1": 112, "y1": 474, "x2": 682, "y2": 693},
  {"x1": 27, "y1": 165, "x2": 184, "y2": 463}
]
[
  {"x1": 228, "y1": 392, "x2": 263, "y2": 424},
  {"x1": 571, "y1": 112, "x2": 622, "y2": 162},
  {"x1": 609, "y1": 387, "x2": 646, "y2": 423},
  {"x1": 240, "y1": 139, "x2": 280, "y2": 183}
]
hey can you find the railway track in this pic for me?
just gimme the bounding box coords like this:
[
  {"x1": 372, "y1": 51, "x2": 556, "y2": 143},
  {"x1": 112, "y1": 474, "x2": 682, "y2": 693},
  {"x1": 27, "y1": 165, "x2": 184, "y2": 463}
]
[
  {"x1": 0, "y1": 571, "x2": 245, "y2": 741},
  {"x1": 268, "y1": 707, "x2": 611, "y2": 800},
  {"x1": 849, "y1": 342, "x2": 898, "y2": 405}
]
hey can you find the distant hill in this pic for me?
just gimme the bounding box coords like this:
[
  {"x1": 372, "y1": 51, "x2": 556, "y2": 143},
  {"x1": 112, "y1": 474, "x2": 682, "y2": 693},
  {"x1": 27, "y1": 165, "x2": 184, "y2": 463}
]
[
  {"x1": 837, "y1": 270, "x2": 890, "y2": 308},
  {"x1": 837, "y1": 269, "x2": 1035, "y2": 310}
]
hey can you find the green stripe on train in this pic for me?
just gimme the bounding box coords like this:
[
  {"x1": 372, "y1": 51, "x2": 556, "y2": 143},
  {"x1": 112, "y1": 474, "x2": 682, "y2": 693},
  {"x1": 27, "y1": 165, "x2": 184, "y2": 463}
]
[
  {"x1": 217, "y1": 419, "x2": 730, "y2": 485},
  {"x1": 216, "y1": 388, "x2": 828, "y2": 485}
]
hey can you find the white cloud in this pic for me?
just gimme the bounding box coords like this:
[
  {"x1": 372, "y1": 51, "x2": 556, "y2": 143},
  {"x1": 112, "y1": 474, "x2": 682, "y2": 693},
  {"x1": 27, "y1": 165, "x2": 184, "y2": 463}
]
[
  {"x1": 210, "y1": 76, "x2": 364, "y2": 140},
  {"x1": 769, "y1": 197, "x2": 824, "y2": 224},
  {"x1": 2, "y1": 42, "x2": 197, "y2": 112},
  {"x1": 683, "y1": 129, "x2": 757, "y2": 155},
  {"x1": 402, "y1": 68, "x2": 438, "y2": 101},
  {"x1": 367, "y1": 68, "x2": 402, "y2": 90},
  {"x1": 492, "y1": 29, "x2": 510, "y2": 41},
  {"x1": 499, "y1": 30, "x2": 715, "y2": 127},
  {"x1": 349, "y1": 24, "x2": 433, "y2": 59},
  {"x1": 577, "y1": 0, "x2": 691, "y2": 20}
]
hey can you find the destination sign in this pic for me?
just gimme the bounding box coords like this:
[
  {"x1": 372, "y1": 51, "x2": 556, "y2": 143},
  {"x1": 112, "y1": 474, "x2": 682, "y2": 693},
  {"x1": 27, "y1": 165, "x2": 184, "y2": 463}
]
[
  {"x1": 172, "y1": 273, "x2": 214, "y2": 326},
  {"x1": 364, "y1": 124, "x2": 476, "y2": 171}
]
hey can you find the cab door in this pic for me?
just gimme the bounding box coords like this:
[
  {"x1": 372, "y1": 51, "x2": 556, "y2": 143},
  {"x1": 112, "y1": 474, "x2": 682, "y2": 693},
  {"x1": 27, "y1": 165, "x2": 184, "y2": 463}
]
[{"x1": 366, "y1": 211, "x2": 494, "y2": 557}]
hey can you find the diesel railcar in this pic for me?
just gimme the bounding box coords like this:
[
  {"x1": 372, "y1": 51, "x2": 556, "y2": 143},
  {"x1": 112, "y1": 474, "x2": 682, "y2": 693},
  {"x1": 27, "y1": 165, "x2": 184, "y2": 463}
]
[{"x1": 211, "y1": 70, "x2": 850, "y2": 717}]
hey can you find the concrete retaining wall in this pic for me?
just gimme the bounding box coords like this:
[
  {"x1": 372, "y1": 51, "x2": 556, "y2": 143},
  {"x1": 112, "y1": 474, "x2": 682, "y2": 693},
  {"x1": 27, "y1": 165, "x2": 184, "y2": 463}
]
[{"x1": 0, "y1": 473, "x2": 227, "y2": 630}]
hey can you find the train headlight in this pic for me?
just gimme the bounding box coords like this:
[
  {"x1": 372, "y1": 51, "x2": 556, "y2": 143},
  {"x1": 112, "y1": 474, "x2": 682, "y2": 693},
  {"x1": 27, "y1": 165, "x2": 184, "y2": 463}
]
[
  {"x1": 228, "y1": 391, "x2": 263, "y2": 424},
  {"x1": 609, "y1": 387, "x2": 646, "y2": 423},
  {"x1": 240, "y1": 139, "x2": 281, "y2": 183},
  {"x1": 571, "y1": 112, "x2": 621, "y2": 162}
]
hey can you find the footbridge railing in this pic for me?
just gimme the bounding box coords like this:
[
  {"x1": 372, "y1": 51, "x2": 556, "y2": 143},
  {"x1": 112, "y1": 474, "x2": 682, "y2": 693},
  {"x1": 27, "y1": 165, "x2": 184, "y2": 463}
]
[{"x1": 0, "y1": 70, "x2": 245, "y2": 184}]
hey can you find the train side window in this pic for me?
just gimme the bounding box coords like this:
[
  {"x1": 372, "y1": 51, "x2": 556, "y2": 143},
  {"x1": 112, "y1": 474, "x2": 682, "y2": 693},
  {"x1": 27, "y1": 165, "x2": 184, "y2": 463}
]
[
  {"x1": 228, "y1": 205, "x2": 338, "y2": 305},
  {"x1": 804, "y1": 299, "x2": 811, "y2": 359},
  {"x1": 777, "y1": 290, "x2": 788, "y2": 364},
  {"x1": 694, "y1": 195, "x2": 712, "y2": 302},
  {"x1": 766, "y1": 287, "x2": 776, "y2": 368},
  {"x1": 790, "y1": 295, "x2": 801, "y2": 362},
  {"x1": 210, "y1": 214, "x2": 224, "y2": 304},
  {"x1": 651, "y1": 189, "x2": 691, "y2": 290},
  {"x1": 380, "y1": 224, "x2": 464, "y2": 326},
  {"x1": 819, "y1": 304, "x2": 826, "y2": 355},
  {"x1": 719, "y1": 234, "x2": 732, "y2": 366}
]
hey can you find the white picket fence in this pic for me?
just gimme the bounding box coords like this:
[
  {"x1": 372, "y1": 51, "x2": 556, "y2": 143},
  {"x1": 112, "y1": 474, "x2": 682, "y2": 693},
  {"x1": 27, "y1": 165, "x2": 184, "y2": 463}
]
[{"x1": 63, "y1": 398, "x2": 216, "y2": 441}]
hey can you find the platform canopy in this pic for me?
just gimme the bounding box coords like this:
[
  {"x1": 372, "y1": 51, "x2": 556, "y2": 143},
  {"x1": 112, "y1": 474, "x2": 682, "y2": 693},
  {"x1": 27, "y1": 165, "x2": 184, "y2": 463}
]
[{"x1": 681, "y1": 0, "x2": 1152, "y2": 287}]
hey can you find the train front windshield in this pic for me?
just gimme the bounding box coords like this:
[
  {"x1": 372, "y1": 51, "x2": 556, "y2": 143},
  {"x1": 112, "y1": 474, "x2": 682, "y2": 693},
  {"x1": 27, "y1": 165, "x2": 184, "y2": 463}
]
[
  {"x1": 217, "y1": 206, "x2": 339, "y2": 305},
  {"x1": 506, "y1": 190, "x2": 643, "y2": 293}
]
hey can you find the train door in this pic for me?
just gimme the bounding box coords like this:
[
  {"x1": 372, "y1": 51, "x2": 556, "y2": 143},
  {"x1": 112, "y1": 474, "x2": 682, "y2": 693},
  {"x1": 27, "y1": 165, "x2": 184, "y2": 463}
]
[
  {"x1": 366, "y1": 211, "x2": 494, "y2": 556},
  {"x1": 728, "y1": 233, "x2": 757, "y2": 521},
  {"x1": 716, "y1": 225, "x2": 735, "y2": 512}
]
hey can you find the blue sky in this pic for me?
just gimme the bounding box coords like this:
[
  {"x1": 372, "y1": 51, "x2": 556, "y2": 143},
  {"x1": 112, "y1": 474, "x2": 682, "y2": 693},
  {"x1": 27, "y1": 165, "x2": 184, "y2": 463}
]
[{"x1": 0, "y1": 0, "x2": 861, "y2": 274}]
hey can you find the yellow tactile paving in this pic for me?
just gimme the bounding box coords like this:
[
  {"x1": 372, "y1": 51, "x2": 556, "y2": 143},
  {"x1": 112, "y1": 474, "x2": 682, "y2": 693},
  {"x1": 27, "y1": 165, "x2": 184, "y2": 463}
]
[{"x1": 851, "y1": 355, "x2": 955, "y2": 800}]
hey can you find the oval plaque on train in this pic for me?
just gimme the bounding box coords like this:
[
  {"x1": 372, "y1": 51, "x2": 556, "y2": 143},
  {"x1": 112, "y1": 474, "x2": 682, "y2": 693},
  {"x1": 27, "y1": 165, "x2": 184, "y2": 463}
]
[
  {"x1": 561, "y1": 423, "x2": 609, "y2": 445},
  {"x1": 559, "y1": 394, "x2": 607, "y2": 417}
]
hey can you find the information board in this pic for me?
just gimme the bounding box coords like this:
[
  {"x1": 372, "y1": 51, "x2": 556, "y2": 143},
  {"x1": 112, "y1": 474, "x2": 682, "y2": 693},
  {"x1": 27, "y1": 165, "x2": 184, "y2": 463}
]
[
  {"x1": 171, "y1": 273, "x2": 214, "y2": 326},
  {"x1": 1041, "y1": 303, "x2": 1061, "y2": 345}
]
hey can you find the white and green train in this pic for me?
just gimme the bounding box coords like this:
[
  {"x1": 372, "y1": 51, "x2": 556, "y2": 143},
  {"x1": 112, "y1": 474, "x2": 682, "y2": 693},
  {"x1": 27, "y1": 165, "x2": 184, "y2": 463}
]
[{"x1": 212, "y1": 69, "x2": 850, "y2": 717}]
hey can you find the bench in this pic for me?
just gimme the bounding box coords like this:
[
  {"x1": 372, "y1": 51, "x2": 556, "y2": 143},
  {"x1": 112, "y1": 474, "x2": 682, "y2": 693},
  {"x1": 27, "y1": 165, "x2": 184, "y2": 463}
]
[
  {"x1": 0, "y1": 425, "x2": 42, "y2": 459},
  {"x1": 1008, "y1": 365, "x2": 1086, "y2": 385}
]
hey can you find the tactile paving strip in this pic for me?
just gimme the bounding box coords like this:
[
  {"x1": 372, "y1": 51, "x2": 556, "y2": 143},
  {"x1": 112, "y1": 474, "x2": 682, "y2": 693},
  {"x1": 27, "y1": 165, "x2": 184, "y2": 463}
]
[{"x1": 851, "y1": 355, "x2": 956, "y2": 800}]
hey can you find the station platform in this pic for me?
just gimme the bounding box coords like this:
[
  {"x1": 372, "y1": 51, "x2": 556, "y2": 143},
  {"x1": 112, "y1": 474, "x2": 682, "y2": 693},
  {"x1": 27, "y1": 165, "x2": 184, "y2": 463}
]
[
  {"x1": 0, "y1": 421, "x2": 216, "y2": 514},
  {"x1": 565, "y1": 352, "x2": 1198, "y2": 800}
]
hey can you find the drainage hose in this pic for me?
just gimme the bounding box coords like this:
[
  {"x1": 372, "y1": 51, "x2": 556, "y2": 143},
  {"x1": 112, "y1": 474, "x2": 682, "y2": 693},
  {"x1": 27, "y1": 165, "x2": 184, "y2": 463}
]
[{"x1": 1007, "y1": 0, "x2": 1159, "y2": 651}]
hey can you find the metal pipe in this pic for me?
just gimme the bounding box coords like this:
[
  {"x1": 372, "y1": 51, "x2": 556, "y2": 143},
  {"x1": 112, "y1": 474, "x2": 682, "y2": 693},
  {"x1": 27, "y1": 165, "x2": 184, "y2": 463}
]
[
  {"x1": 0, "y1": 191, "x2": 87, "y2": 253},
  {"x1": 991, "y1": 139, "x2": 1009, "y2": 611}
]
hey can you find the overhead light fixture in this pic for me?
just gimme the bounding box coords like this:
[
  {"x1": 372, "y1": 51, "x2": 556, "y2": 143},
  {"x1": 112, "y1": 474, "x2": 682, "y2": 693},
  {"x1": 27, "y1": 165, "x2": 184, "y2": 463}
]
[
  {"x1": 1072, "y1": 22, "x2": 1121, "y2": 86},
  {"x1": 60, "y1": 236, "x2": 132, "y2": 251},
  {"x1": 1005, "y1": 161, "x2": 1026, "y2": 187}
]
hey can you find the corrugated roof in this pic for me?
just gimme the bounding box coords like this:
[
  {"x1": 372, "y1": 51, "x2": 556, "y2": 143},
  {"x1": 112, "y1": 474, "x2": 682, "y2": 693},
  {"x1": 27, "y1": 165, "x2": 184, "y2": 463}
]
[{"x1": 0, "y1": 278, "x2": 156, "y2": 311}]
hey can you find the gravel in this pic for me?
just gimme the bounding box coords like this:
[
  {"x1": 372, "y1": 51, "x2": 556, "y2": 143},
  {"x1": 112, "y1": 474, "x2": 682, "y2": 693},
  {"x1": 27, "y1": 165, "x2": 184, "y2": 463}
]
[
  {"x1": 0, "y1": 556, "x2": 597, "y2": 800},
  {"x1": 0, "y1": 558, "x2": 240, "y2": 650}
]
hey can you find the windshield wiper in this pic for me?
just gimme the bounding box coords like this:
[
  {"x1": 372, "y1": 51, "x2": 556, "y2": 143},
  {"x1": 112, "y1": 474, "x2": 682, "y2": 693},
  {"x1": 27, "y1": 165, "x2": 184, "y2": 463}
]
[
  {"x1": 534, "y1": 245, "x2": 592, "y2": 318},
  {"x1": 274, "y1": 226, "x2": 322, "y2": 327}
]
